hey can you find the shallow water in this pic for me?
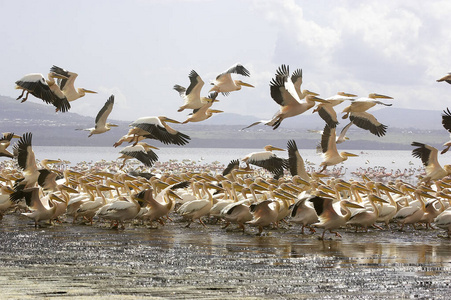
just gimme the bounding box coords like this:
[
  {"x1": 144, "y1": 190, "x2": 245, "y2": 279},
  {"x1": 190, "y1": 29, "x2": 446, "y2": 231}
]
[{"x1": 1, "y1": 213, "x2": 451, "y2": 299}]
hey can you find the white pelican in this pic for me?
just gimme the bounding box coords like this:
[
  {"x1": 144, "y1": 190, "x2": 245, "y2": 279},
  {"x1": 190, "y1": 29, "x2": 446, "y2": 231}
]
[
  {"x1": 434, "y1": 210, "x2": 451, "y2": 237},
  {"x1": 341, "y1": 93, "x2": 392, "y2": 137},
  {"x1": 319, "y1": 124, "x2": 358, "y2": 172},
  {"x1": 286, "y1": 139, "x2": 310, "y2": 182},
  {"x1": 309, "y1": 195, "x2": 364, "y2": 239},
  {"x1": 247, "y1": 199, "x2": 280, "y2": 235},
  {"x1": 11, "y1": 133, "x2": 39, "y2": 193},
  {"x1": 274, "y1": 64, "x2": 304, "y2": 100},
  {"x1": 118, "y1": 142, "x2": 159, "y2": 169},
  {"x1": 346, "y1": 194, "x2": 388, "y2": 232},
  {"x1": 50, "y1": 65, "x2": 97, "y2": 101},
  {"x1": 437, "y1": 72, "x2": 451, "y2": 84},
  {"x1": 0, "y1": 132, "x2": 20, "y2": 159},
  {"x1": 441, "y1": 108, "x2": 451, "y2": 154},
  {"x1": 15, "y1": 72, "x2": 71, "y2": 112},
  {"x1": 312, "y1": 92, "x2": 357, "y2": 128},
  {"x1": 242, "y1": 145, "x2": 286, "y2": 178},
  {"x1": 0, "y1": 185, "x2": 14, "y2": 220},
  {"x1": 128, "y1": 116, "x2": 190, "y2": 146},
  {"x1": 20, "y1": 187, "x2": 63, "y2": 228},
  {"x1": 181, "y1": 92, "x2": 222, "y2": 124},
  {"x1": 411, "y1": 142, "x2": 451, "y2": 184},
  {"x1": 76, "y1": 95, "x2": 117, "y2": 137},
  {"x1": 336, "y1": 121, "x2": 353, "y2": 144},
  {"x1": 290, "y1": 194, "x2": 319, "y2": 234},
  {"x1": 209, "y1": 63, "x2": 254, "y2": 95},
  {"x1": 174, "y1": 70, "x2": 206, "y2": 112}
]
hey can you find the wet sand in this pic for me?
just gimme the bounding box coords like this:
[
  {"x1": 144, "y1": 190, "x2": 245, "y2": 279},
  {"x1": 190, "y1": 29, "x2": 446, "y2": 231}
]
[{"x1": 1, "y1": 213, "x2": 451, "y2": 299}]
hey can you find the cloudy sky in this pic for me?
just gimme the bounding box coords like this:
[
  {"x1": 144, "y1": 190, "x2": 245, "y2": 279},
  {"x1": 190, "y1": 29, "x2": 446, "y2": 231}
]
[{"x1": 1, "y1": 0, "x2": 451, "y2": 122}]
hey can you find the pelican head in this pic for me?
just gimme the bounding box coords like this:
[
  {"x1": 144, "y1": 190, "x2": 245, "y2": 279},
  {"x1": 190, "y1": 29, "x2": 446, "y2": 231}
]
[
  {"x1": 236, "y1": 80, "x2": 254, "y2": 88},
  {"x1": 337, "y1": 92, "x2": 358, "y2": 97},
  {"x1": 368, "y1": 93, "x2": 393, "y2": 99},
  {"x1": 264, "y1": 145, "x2": 285, "y2": 152}
]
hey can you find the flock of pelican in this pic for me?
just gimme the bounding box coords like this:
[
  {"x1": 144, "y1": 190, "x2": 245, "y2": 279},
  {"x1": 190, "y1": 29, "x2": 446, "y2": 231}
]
[{"x1": 1, "y1": 66, "x2": 451, "y2": 239}]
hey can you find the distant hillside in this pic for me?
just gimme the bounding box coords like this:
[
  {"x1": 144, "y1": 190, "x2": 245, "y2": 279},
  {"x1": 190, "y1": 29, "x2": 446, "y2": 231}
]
[{"x1": 0, "y1": 95, "x2": 448, "y2": 149}]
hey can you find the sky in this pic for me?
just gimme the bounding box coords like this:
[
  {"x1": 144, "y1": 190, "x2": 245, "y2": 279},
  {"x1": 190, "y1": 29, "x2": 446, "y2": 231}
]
[{"x1": 1, "y1": 0, "x2": 451, "y2": 123}]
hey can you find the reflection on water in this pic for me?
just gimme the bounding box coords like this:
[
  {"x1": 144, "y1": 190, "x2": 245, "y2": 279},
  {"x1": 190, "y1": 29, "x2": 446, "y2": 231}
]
[{"x1": 1, "y1": 214, "x2": 451, "y2": 298}]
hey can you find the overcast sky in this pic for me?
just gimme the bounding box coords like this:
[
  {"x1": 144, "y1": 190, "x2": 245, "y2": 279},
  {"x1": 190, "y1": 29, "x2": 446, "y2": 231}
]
[{"x1": 1, "y1": 0, "x2": 451, "y2": 122}]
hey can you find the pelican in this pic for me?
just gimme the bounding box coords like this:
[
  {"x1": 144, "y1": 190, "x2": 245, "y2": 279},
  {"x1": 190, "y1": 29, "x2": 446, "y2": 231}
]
[
  {"x1": 0, "y1": 185, "x2": 14, "y2": 220},
  {"x1": 290, "y1": 194, "x2": 319, "y2": 234},
  {"x1": 181, "y1": 92, "x2": 222, "y2": 124},
  {"x1": 0, "y1": 132, "x2": 20, "y2": 158},
  {"x1": 118, "y1": 142, "x2": 159, "y2": 169},
  {"x1": 15, "y1": 72, "x2": 71, "y2": 112},
  {"x1": 274, "y1": 64, "x2": 305, "y2": 100},
  {"x1": 308, "y1": 195, "x2": 364, "y2": 239},
  {"x1": 434, "y1": 210, "x2": 451, "y2": 237},
  {"x1": 440, "y1": 108, "x2": 451, "y2": 154},
  {"x1": 411, "y1": 142, "x2": 451, "y2": 184},
  {"x1": 336, "y1": 121, "x2": 353, "y2": 144},
  {"x1": 241, "y1": 145, "x2": 286, "y2": 178},
  {"x1": 20, "y1": 187, "x2": 63, "y2": 228},
  {"x1": 341, "y1": 93, "x2": 392, "y2": 137},
  {"x1": 50, "y1": 65, "x2": 97, "y2": 101},
  {"x1": 76, "y1": 95, "x2": 117, "y2": 137},
  {"x1": 437, "y1": 72, "x2": 451, "y2": 84},
  {"x1": 286, "y1": 139, "x2": 310, "y2": 182},
  {"x1": 319, "y1": 124, "x2": 358, "y2": 172},
  {"x1": 174, "y1": 70, "x2": 207, "y2": 112},
  {"x1": 312, "y1": 92, "x2": 357, "y2": 128},
  {"x1": 128, "y1": 116, "x2": 190, "y2": 146},
  {"x1": 209, "y1": 63, "x2": 254, "y2": 95},
  {"x1": 247, "y1": 199, "x2": 280, "y2": 235},
  {"x1": 10, "y1": 133, "x2": 39, "y2": 196},
  {"x1": 346, "y1": 194, "x2": 388, "y2": 232}
]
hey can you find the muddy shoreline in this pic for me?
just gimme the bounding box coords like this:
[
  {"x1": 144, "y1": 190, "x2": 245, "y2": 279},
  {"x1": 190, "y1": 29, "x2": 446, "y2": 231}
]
[{"x1": 1, "y1": 213, "x2": 451, "y2": 299}]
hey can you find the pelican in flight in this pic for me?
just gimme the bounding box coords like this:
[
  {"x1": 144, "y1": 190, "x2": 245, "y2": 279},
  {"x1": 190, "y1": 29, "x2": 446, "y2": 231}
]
[
  {"x1": 286, "y1": 139, "x2": 310, "y2": 181},
  {"x1": 118, "y1": 142, "x2": 159, "y2": 169},
  {"x1": 181, "y1": 92, "x2": 222, "y2": 124},
  {"x1": 209, "y1": 63, "x2": 254, "y2": 96},
  {"x1": 312, "y1": 92, "x2": 357, "y2": 128},
  {"x1": 0, "y1": 132, "x2": 20, "y2": 159},
  {"x1": 76, "y1": 95, "x2": 117, "y2": 137},
  {"x1": 437, "y1": 72, "x2": 451, "y2": 84},
  {"x1": 242, "y1": 145, "x2": 286, "y2": 178},
  {"x1": 319, "y1": 124, "x2": 358, "y2": 172},
  {"x1": 341, "y1": 93, "x2": 392, "y2": 137},
  {"x1": 174, "y1": 70, "x2": 208, "y2": 112},
  {"x1": 441, "y1": 108, "x2": 451, "y2": 154},
  {"x1": 15, "y1": 72, "x2": 71, "y2": 112},
  {"x1": 50, "y1": 65, "x2": 97, "y2": 101},
  {"x1": 411, "y1": 142, "x2": 451, "y2": 184},
  {"x1": 127, "y1": 116, "x2": 190, "y2": 146},
  {"x1": 274, "y1": 64, "x2": 304, "y2": 100}
]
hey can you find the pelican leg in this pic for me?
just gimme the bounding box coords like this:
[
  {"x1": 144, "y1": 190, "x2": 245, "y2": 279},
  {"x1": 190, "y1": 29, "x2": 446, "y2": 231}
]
[
  {"x1": 330, "y1": 230, "x2": 342, "y2": 238},
  {"x1": 185, "y1": 221, "x2": 191, "y2": 228},
  {"x1": 16, "y1": 90, "x2": 25, "y2": 100},
  {"x1": 238, "y1": 223, "x2": 246, "y2": 233},
  {"x1": 300, "y1": 225, "x2": 305, "y2": 235},
  {"x1": 222, "y1": 221, "x2": 231, "y2": 229},
  {"x1": 21, "y1": 91, "x2": 30, "y2": 103},
  {"x1": 320, "y1": 229, "x2": 327, "y2": 240},
  {"x1": 256, "y1": 226, "x2": 263, "y2": 236},
  {"x1": 372, "y1": 224, "x2": 384, "y2": 231},
  {"x1": 308, "y1": 226, "x2": 316, "y2": 234},
  {"x1": 199, "y1": 218, "x2": 207, "y2": 227}
]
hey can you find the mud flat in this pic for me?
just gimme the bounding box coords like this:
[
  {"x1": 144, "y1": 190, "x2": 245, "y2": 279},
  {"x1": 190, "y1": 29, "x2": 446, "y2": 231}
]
[{"x1": 1, "y1": 214, "x2": 450, "y2": 299}]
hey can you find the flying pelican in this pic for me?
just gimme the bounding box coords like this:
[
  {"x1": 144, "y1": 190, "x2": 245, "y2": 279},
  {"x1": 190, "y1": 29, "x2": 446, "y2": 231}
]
[
  {"x1": 174, "y1": 70, "x2": 207, "y2": 112},
  {"x1": 336, "y1": 121, "x2": 353, "y2": 144},
  {"x1": 319, "y1": 124, "x2": 358, "y2": 172},
  {"x1": 128, "y1": 116, "x2": 191, "y2": 146},
  {"x1": 11, "y1": 132, "x2": 39, "y2": 194},
  {"x1": 312, "y1": 92, "x2": 357, "y2": 128},
  {"x1": 411, "y1": 142, "x2": 451, "y2": 184},
  {"x1": 308, "y1": 195, "x2": 364, "y2": 239},
  {"x1": 50, "y1": 65, "x2": 97, "y2": 101},
  {"x1": 437, "y1": 72, "x2": 451, "y2": 84},
  {"x1": 286, "y1": 139, "x2": 310, "y2": 182},
  {"x1": 118, "y1": 142, "x2": 159, "y2": 169},
  {"x1": 274, "y1": 64, "x2": 305, "y2": 100},
  {"x1": 341, "y1": 93, "x2": 392, "y2": 137},
  {"x1": 76, "y1": 95, "x2": 117, "y2": 137},
  {"x1": 440, "y1": 108, "x2": 451, "y2": 154},
  {"x1": 181, "y1": 92, "x2": 222, "y2": 124},
  {"x1": 209, "y1": 63, "x2": 254, "y2": 95},
  {"x1": 15, "y1": 72, "x2": 71, "y2": 112},
  {"x1": 241, "y1": 145, "x2": 286, "y2": 178},
  {"x1": 0, "y1": 132, "x2": 20, "y2": 159}
]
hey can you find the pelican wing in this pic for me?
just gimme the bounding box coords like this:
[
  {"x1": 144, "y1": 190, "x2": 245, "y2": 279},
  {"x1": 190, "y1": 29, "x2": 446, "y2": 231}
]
[
  {"x1": 16, "y1": 74, "x2": 57, "y2": 105},
  {"x1": 287, "y1": 139, "x2": 306, "y2": 177},
  {"x1": 131, "y1": 122, "x2": 190, "y2": 146},
  {"x1": 290, "y1": 69, "x2": 303, "y2": 93},
  {"x1": 223, "y1": 159, "x2": 240, "y2": 176},
  {"x1": 14, "y1": 132, "x2": 37, "y2": 173},
  {"x1": 308, "y1": 196, "x2": 336, "y2": 219},
  {"x1": 349, "y1": 111, "x2": 387, "y2": 137},
  {"x1": 317, "y1": 105, "x2": 339, "y2": 128},
  {"x1": 320, "y1": 125, "x2": 338, "y2": 155},
  {"x1": 336, "y1": 121, "x2": 353, "y2": 144},
  {"x1": 107, "y1": 200, "x2": 135, "y2": 212},
  {"x1": 37, "y1": 169, "x2": 57, "y2": 189},
  {"x1": 411, "y1": 142, "x2": 438, "y2": 167},
  {"x1": 275, "y1": 64, "x2": 289, "y2": 81},
  {"x1": 50, "y1": 65, "x2": 78, "y2": 92},
  {"x1": 442, "y1": 108, "x2": 451, "y2": 133},
  {"x1": 247, "y1": 152, "x2": 286, "y2": 174},
  {"x1": 185, "y1": 70, "x2": 204, "y2": 97},
  {"x1": 223, "y1": 64, "x2": 250, "y2": 77},
  {"x1": 120, "y1": 146, "x2": 158, "y2": 167},
  {"x1": 95, "y1": 95, "x2": 114, "y2": 129},
  {"x1": 270, "y1": 76, "x2": 299, "y2": 107}
]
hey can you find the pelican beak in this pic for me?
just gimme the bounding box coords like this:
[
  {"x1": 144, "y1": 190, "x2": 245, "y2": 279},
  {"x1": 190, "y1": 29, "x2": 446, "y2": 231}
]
[
  {"x1": 45, "y1": 159, "x2": 62, "y2": 164},
  {"x1": 107, "y1": 123, "x2": 119, "y2": 127},
  {"x1": 50, "y1": 193, "x2": 64, "y2": 203},
  {"x1": 12, "y1": 134, "x2": 21, "y2": 139},
  {"x1": 369, "y1": 194, "x2": 389, "y2": 204},
  {"x1": 238, "y1": 80, "x2": 254, "y2": 88},
  {"x1": 343, "y1": 152, "x2": 358, "y2": 157},
  {"x1": 161, "y1": 117, "x2": 181, "y2": 124},
  {"x1": 340, "y1": 92, "x2": 358, "y2": 97},
  {"x1": 60, "y1": 185, "x2": 80, "y2": 194},
  {"x1": 304, "y1": 90, "x2": 320, "y2": 96},
  {"x1": 310, "y1": 96, "x2": 329, "y2": 103},
  {"x1": 269, "y1": 146, "x2": 285, "y2": 152},
  {"x1": 168, "y1": 189, "x2": 183, "y2": 200},
  {"x1": 82, "y1": 88, "x2": 97, "y2": 94},
  {"x1": 342, "y1": 200, "x2": 365, "y2": 209},
  {"x1": 148, "y1": 145, "x2": 159, "y2": 150},
  {"x1": 2, "y1": 186, "x2": 14, "y2": 194},
  {"x1": 371, "y1": 93, "x2": 393, "y2": 99},
  {"x1": 208, "y1": 109, "x2": 223, "y2": 114}
]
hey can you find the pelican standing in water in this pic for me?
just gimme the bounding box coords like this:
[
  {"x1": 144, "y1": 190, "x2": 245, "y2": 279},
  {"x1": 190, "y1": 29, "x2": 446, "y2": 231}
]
[
  {"x1": 319, "y1": 124, "x2": 358, "y2": 172},
  {"x1": 241, "y1": 145, "x2": 286, "y2": 178},
  {"x1": 50, "y1": 65, "x2": 97, "y2": 102},
  {"x1": 411, "y1": 142, "x2": 451, "y2": 184},
  {"x1": 341, "y1": 93, "x2": 393, "y2": 137},
  {"x1": 0, "y1": 132, "x2": 20, "y2": 159},
  {"x1": 209, "y1": 63, "x2": 254, "y2": 96},
  {"x1": 15, "y1": 72, "x2": 71, "y2": 112},
  {"x1": 76, "y1": 95, "x2": 117, "y2": 137}
]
